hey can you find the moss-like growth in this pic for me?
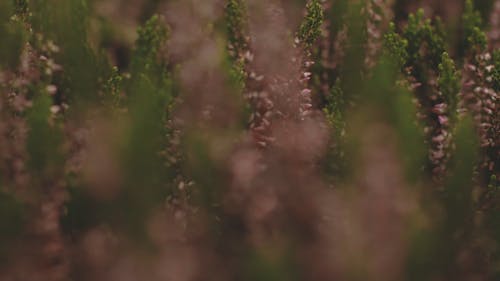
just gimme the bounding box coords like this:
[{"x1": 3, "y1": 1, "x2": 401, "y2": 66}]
[
  {"x1": 438, "y1": 52, "x2": 460, "y2": 120},
  {"x1": 130, "y1": 14, "x2": 169, "y2": 75},
  {"x1": 467, "y1": 26, "x2": 488, "y2": 53},
  {"x1": 103, "y1": 66, "x2": 124, "y2": 108},
  {"x1": 298, "y1": 0, "x2": 324, "y2": 49},
  {"x1": 462, "y1": 0, "x2": 487, "y2": 54},
  {"x1": 383, "y1": 22, "x2": 409, "y2": 69},
  {"x1": 404, "y1": 9, "x2": 446, "y2": 70}
]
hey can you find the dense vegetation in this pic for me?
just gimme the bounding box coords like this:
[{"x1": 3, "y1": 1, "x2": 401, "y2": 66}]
[{"x1": 0, "y1": 0, "x2": 498, "y2": 280}]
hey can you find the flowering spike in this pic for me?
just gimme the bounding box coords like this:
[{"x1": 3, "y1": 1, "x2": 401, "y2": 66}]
[{"x1": 225, "y1": 0, "x2": 248, "y2": 61}]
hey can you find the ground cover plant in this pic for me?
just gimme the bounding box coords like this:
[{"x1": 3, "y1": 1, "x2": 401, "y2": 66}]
[{"x1": 0, "y1": 0, "x2": 499, "y2": 280}]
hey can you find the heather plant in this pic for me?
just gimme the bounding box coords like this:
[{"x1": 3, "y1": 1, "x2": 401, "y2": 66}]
[
  {"x1": 387, "y1": 9, "x2": 460, "y2": 180},
  {"x1": 0, "y1": 0, "x2": 499, "y2": 281}
]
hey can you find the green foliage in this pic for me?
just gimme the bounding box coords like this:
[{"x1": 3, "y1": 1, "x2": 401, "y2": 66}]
[
  {"x1": 438, "y1": 52, "x2": 460, "y2": 120},
  {"x1": 225, "y1": 0, "x2": 248, "y2": 60},
  {"x1": 128, "y1": 15, "x2": 171, "y2": 108},
  {"x1": 224, "y1": 0, "x2": 249, "y2": 108},
  {"x1": 227, "y1": 58, "x2": 246, "y2": 91},
  {"x1": 462, "y1": 0, "x2": 487, "y2": 54},
  {"x1": 62, "y1": 15, "x2": 174, "y2": 243},
  {"x1": 323, "y1": 79, "x2": 347, "y2": 179},
  {"x1": 13, "y1": 0, "x2": 29, "y2": 17},
  {"x1": 434, "y1": 118, "x2": 477, "y2": 277},
  {"x1": 326, "y1": 0, "x2": 348, "y2": 36},
  {"x1": 403, "y1": 9, "x2": 446, "y2": 69},
  {"x1": 423, "y1": 20, "x2": 447, "y2": 69},
  {"x1": 467, "y1": 26, "x2": 488, "y2": 53},
  {"x1": 62, "y1": 184, "x2": 104, "y2": 234},
  {"x1": 491, "y1": 50, "x2": 500, "y2": 92},
  {"x1": 365, "y1": 58, "x2": 426, "y2": 182},
  {"x1": 0, "y1": 1, "x2": 25, "y2": 69},
  {"x1": 383, "y1": 22, "x2": 409, "y2": 68},
  {"x1": 0, "y1": 1, "x2": 13, "y2": 22},
  {"x1": 102, "y1": 66, "x2": 124, "y2": 108},
  {"x1": 443, "y1": 117, "x2": 478, "y2": 228},
  {"x1": 26, "y1": 94, "x2": 63, "y2": 176},
  {"x1": 406, "y1": 116, "x2": 479, "y2": 281},
  {"x1": 107, "y1": 15, "x2": 173, "y2": 240},
  {"x1": 324, "y1": 79, "x2": 345, "y2": 117},
  {"x1": 1, "y1": 1, "x2": 499, "y2": 279},
  {"x1": 404, "y1": 10, "x2": 426, "y2": 65},
  {"x1": 118, "y1": 77, "x2": 172, "y2": 240},
  {"x1": 339, "y1": 1, "x2": 366, "y2": 98},
  {"x1": 33, "y1": 0, "x2": 107, "y2": 106},
  {"x1": 462, "y1": 0, "x2": 482, "y2": 38},
  {"x1": 130, "y1": 14, "x2": 168, "y2": 75},
  {"x1": 0, "y1": 190, "x2": 24, "y2": 242},
  {"x1": 242, "y1": 249, "x2": 299, "y2": 281},
  {"x1": 298, "y1": 0, "x2": 323, "y2": 49}
]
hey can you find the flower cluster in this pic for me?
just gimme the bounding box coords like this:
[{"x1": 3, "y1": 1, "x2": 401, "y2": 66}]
[
  {"x1": 459, "y1": 0, "x2": 499, "y2": 182},
  {"x1": 461, "y1": 52, "x2": 499, "y2": 180}
]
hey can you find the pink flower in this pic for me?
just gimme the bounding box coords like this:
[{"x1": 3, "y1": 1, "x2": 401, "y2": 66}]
[
  {"x1": 438, "y1": 115, "x2": 449, "y2": 126},
  {"x1": 432, "y1": 103, "x2": 447, "y2": 114}
]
